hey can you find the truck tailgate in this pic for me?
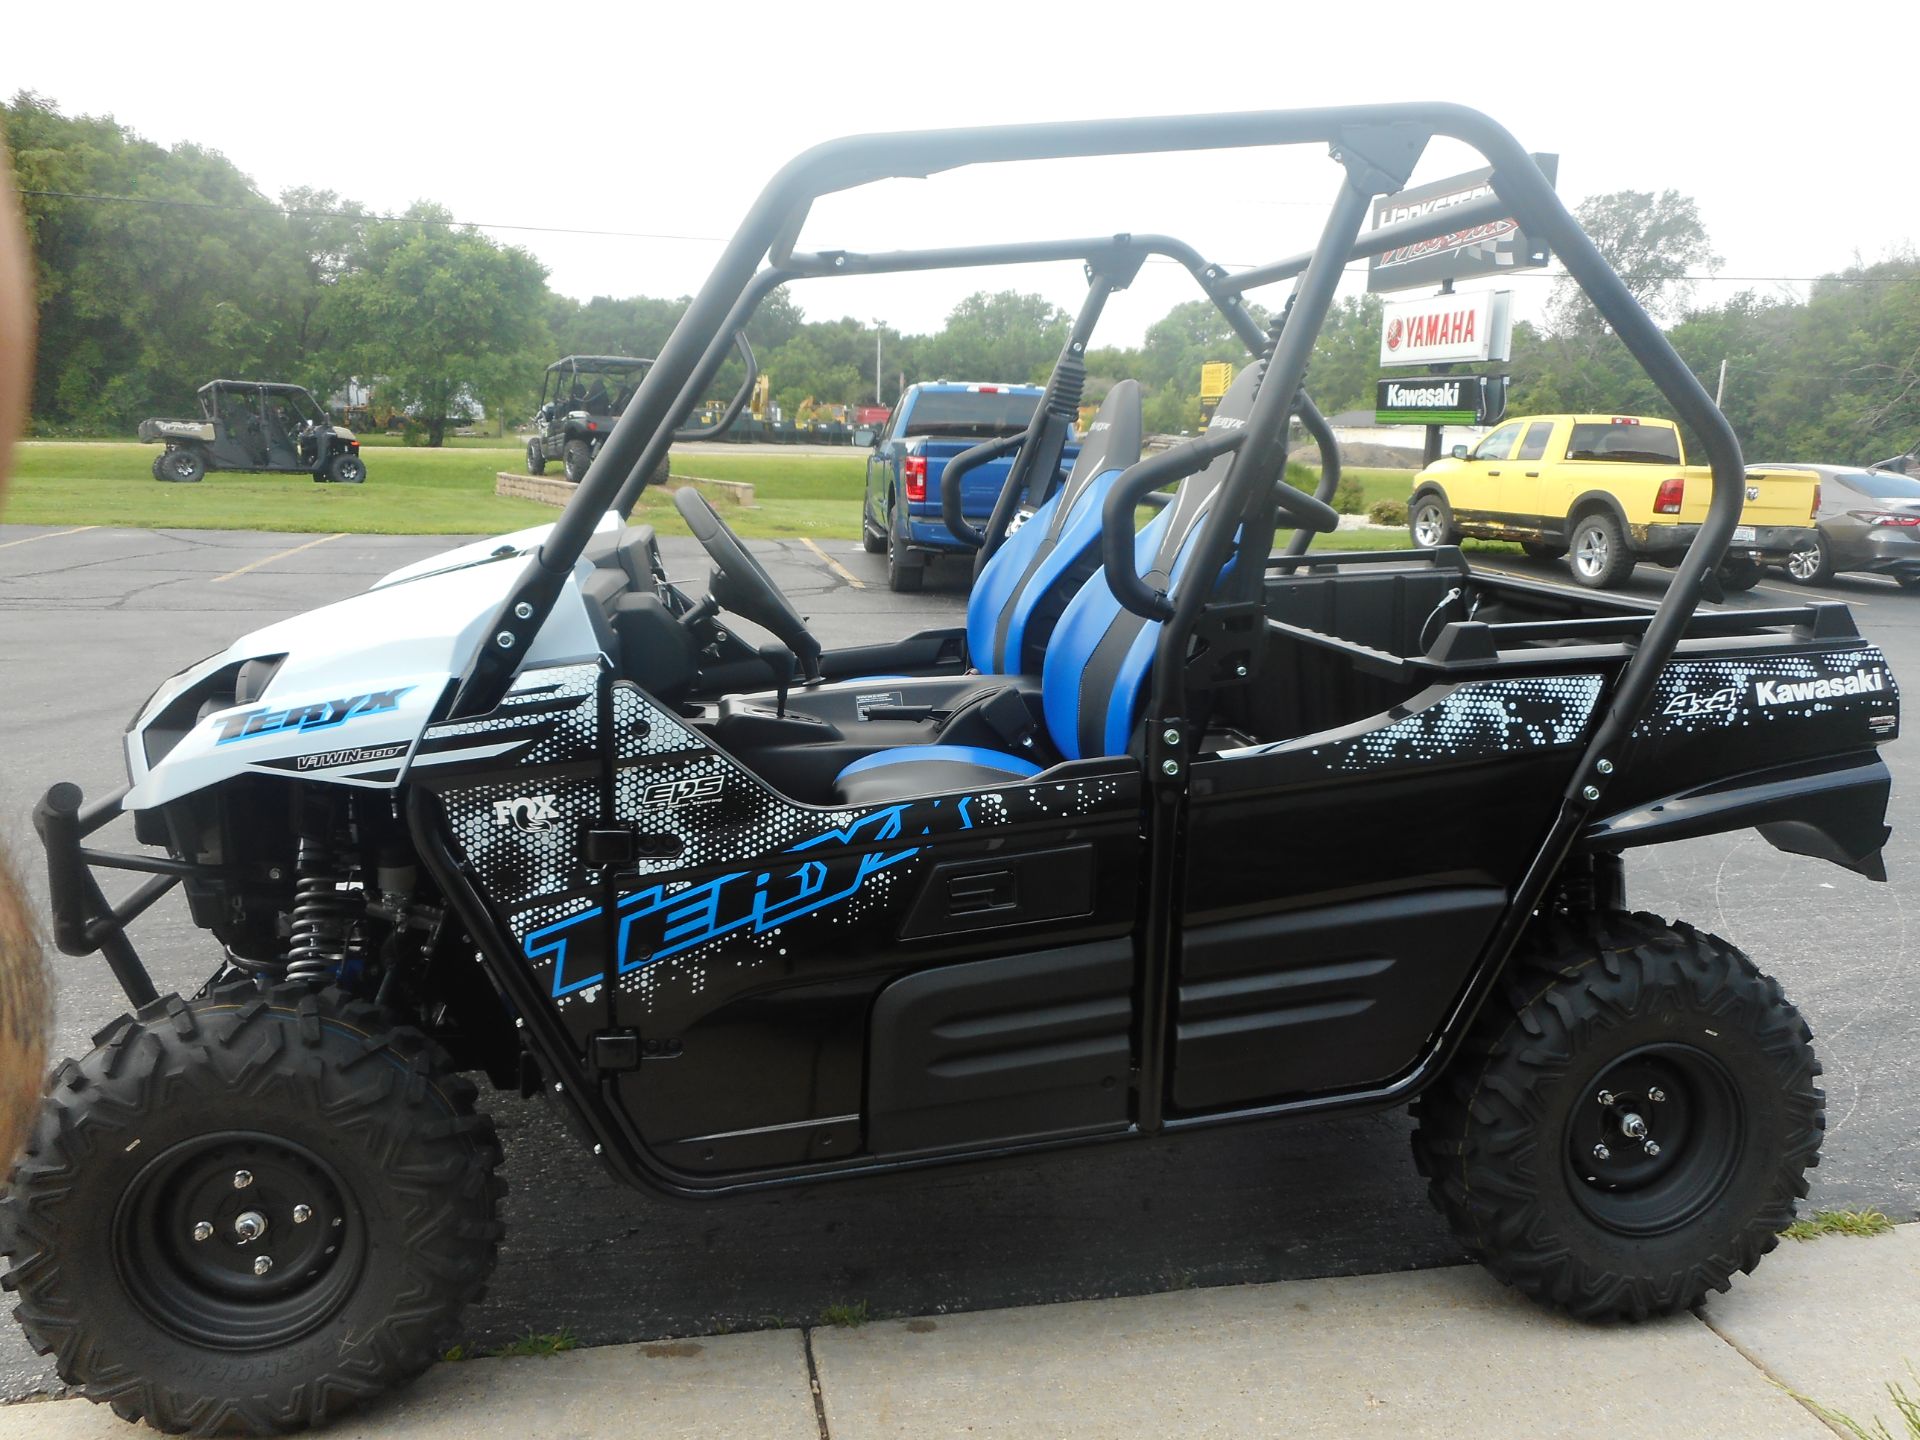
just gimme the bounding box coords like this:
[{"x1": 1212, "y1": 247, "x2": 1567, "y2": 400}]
[{"x1": 1677, "y1": 465, "x2": 1818, "y2": 528}]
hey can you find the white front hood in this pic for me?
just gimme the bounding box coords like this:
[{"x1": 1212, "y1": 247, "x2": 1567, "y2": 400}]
[{"x1": 124, "y1": 516, "x2": 617, "y2": 809}]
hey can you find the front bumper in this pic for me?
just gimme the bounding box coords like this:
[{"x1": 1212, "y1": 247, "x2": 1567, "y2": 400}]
[{"x1": 1638, "y1": 522, "x2": 1816, "y2": 562}]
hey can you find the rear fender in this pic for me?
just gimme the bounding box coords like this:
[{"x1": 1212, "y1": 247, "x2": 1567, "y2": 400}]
[{"x1": 1581, "y1": 750, "x2": 1892, "y2": 880}]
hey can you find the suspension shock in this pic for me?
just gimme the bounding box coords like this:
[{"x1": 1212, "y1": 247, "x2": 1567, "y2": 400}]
[{"x1": 285, "y1": 836, "x2": 352, "y2": 984}]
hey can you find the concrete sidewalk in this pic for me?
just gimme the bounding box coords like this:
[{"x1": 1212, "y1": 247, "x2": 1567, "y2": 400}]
[{"x1": 5, "y1": 1226, "x2": 1915, "y2": 1439}]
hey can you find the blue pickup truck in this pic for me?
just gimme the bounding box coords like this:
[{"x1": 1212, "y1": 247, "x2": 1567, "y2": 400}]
[{"x1": 861, "y1": 381, "x2": 1078, "y2": 591}]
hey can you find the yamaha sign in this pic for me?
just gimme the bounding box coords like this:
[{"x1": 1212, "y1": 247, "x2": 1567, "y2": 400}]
[
  {"x1": 1375, "y1": 374, "x2": 1506, "y2": 426},
  {"x1": 1380, "y1": 291, "x2": 1514, "y2": 367}
]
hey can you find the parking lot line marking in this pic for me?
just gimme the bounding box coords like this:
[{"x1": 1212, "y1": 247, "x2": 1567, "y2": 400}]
[
  {"x1": 211, "y1": 532, "x2": 346, "y2": 583},
  {"x1": 0, "y1": 524, "x2": 97, "y2": 550},
  {"x1": 801, "y1": 536, "x2": 865, "y2": 589}
]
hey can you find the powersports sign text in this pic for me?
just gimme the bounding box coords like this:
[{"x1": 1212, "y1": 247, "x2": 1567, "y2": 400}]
[{"x1": 1366, "y1": 155, "x2": 1559, "y2": 294}]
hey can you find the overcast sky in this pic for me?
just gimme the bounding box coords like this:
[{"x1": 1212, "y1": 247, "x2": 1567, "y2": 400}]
[{"x1": 7, "y1": 1, "x2": 1917, "y2": 349}]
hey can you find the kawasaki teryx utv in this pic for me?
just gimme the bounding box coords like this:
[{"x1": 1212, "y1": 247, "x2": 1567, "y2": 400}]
[
  {"x1": 139, "y1": 380, "x2": 366, "y2": 485},
  {"x1": 526, "y1": 355, "x2": 671, "y2": 486},
  {"x1": 13, "y1": 106, "x2": 1899, "y2": 1435}
]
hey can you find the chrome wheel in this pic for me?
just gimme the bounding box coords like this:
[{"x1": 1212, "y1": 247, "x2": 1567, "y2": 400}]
[
  {"x1": 1412, "y1": 502, "x2": 1447, "y2": 547},
  {"x1": 1573, "y1": 524, "x2": 1610, "y2": 579}
]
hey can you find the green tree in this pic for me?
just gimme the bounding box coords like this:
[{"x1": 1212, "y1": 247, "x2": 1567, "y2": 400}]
[
  {"x1": 1550, "y1": 189, "x2": 1722, "y2": 334},
  {"x1": 1303, "y1": 294, "x2": 1383, "y2": 416},
  {"x1": 332, "y1": 205, "x2": 549, "y2": 445},
  {"x1": 916, "y1": 291, "x2": 1069, "y2": 384}
]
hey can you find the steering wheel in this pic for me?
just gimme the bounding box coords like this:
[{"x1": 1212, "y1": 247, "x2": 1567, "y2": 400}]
[{"x1": 672, "y1": 487, "x2": 823, "y2": 679}]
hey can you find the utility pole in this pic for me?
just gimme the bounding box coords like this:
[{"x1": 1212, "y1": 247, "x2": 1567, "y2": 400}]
[{"x1": 1715, "y1": 357, "x2": 1728, "y2": 408}]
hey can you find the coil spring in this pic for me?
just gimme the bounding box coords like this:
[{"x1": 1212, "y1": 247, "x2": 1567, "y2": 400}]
[
  {"x1": 1045, "y1": 354, "x2": 1086, "y2": 421},
  {"x1": 286, "y1": 839, "x2": 351, "y2": 984}
]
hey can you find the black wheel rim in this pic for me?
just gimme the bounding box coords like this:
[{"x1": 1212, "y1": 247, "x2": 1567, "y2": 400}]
[
  {"x1": 114, "y1": 1131, "x2": 366, "y2": 1349},
  {"x1": 1563, "y1": 1044, "x2": 1744, "y2": 1237}
]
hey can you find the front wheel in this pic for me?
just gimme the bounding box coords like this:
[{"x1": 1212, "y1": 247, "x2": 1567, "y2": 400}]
[
  {"x1": 0, "y1": 986, "x2": 504, "y2": 1435},
  {"x1": 1567, "y1": 510, "x2": 1635, "y2": 588},
  {"x1": 1411, "y1": 911, "x2": 1822, "y2": 1320},
  {"x1": 1717, "y1": 556, "x2": 1761, "y2": 592},
  {"x1": 1409, "y1": 490, "x2": 1458, "y2": 548},
  {"x1": 1784, "y1": 533, "x2": 1834, "y2": 585},
  {"x1": 525, "y1": 438, "x2": 547, "y2": 475},
  {"x1": 327, "y1": 453, "x2": 366, "y2": 484}
]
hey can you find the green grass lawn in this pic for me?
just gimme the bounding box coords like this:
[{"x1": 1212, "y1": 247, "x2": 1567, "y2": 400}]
[{"x1": 3, "y1": 442, "x2": 1423, "y2": 549}]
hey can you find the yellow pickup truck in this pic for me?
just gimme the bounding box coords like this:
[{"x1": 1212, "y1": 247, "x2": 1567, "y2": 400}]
[{"x1": 1408, "y1": 414, "x2": 1819, "y2": 590}]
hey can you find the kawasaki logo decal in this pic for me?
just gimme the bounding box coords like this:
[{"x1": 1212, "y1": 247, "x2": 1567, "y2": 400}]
[{"x1": 1754, "y1": 669, "x2": 1887, "y2": 707}]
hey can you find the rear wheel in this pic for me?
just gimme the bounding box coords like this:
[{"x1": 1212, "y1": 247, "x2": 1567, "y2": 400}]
[
  {"x1": 1409, "y1": 490, "x2": 1458, "y2": 548},
  {"x1": 150, "y1": 454, "x2": 168, "y2": 481},
  {"x1": 1717, "y1": 556, "x2": 1761, "y2": 592},
  {"x1": 1568, "y1": 510, "x2": 1634, "y2": 588},
  {"x1": 0, "y1": 985, "x2": 504, "y2": 1435},
  {"x1": 326, "y1": 453, "x2": 366, "y2": 484},
  {"x1": 1411, "y1": 911, "x2": 1822, "y2": 1320},
  {"x1": 525, "y1": 438, "x2": 547, "y2": 475},
  {"x1": 159, "y1": 447, "x2": 206, "y2": 484},
  {"x1": 563, "y1": 439, "x2": 593, "y2": 484},
  {"x1": 886, "y1": 504, "x2": 924, "y2": 593},
  {"x1": 1784, "y1": 534, "x2": 1834, "y2": 585}
]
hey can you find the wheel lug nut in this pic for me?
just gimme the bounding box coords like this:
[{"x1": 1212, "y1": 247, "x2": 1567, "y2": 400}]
[
  {"x1": 233, "y1": 1170, "x2": 254, "y2": 1190},
  {"x1": 1596, "y1": 1090, "x2": 1616, "y2": 1106},
  {"x1": 234, "y1": 1210, "x2": 268, "y2": 1243},
  {"x1": 192, "y1": 1221, "x2": 213, "y2": 1243},
  {"x1": 1643, "y1": 1140, "x2": 1661, "y2": 1157},
  {"x1": 1593, "y1": 1143, "x2": 1611, "y2": 1161},
  {"x1": 253, "y1": 1255, "x2": 273, "y2": 1276},
  {"x1": 1648, "y1": 1088, "x2": 1666, "y2": 1103},
  {"x1": 293, "y1": 1205, "x2": 312, "y2": 1224}
]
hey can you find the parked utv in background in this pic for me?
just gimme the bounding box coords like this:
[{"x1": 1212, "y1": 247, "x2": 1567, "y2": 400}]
[
  {"x1": 8, "y1": 106, "x2": 1901, "y2": 1437},
  {"x1": 526, "y1": 355, "x2": 671, "y2": 487},
  {"x1": 138, "y1": 380, "x2": 365, "y2": 484}
]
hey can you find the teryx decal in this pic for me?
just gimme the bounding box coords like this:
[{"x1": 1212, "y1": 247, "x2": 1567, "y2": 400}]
[{"x1": 216, "y1": 688, "x2": 413, "y2": 744}]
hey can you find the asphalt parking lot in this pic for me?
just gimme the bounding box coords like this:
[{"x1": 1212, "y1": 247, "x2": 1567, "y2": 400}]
[{"x1": 0, "y1": 522, "x2": 1915, "y2": 1398}]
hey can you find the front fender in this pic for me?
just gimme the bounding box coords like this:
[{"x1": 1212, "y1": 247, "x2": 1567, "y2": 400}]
[{"x1": 1582, "y1": 750, "x2": 1892, "y2": 880}]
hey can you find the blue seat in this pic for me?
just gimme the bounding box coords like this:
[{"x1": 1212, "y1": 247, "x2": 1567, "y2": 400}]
[
  {"x1": 965, "y1": 380, "x2": 1143, "y2": 676},
  {"x1": 834, "y1": 365, "x2": 1261, "y2": 806}
]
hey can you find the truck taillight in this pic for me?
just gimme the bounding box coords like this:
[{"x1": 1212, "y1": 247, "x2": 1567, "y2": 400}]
[
  {"x1": 903, "y1": 454, "x2": 927, "y2": 502},
  {"x1": 1654, "y1": 476, "x2": 1685, "y2": 514},
  {"x1": 1811, "y1": 481, "x2": 1821, "y2": 519}
]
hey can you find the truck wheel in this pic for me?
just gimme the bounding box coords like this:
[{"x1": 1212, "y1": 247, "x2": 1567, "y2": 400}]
[
  {"x1": 1783, "y1": 535, "x2": 1833, "y2": 586},
  {"x1": 563, "y1": 440, "x2": 593, "y2": 484},
  {"x1": 1717, "y1": 557, "x2": 1761, "y2": 592},
  {"x1": 1568, "y1": 511, "x2": 1634, "y2": 588},
  {"x1": 0, "y1": 985, "x2": 504, "y2": 1435},
  {"x1": 326, "y1": 454, "x2": 366, "y2": 484},
  {"x1": 1411, "y1": 911, "x2": 1822, "y2": 1321},
  {"x1": 1409, "y1": 491, "x2": 1458, "y2": 548},
  {"x1": 526, "y1": 439, "x2": 547, "y2": 475},
  {"x1": 887, "y1": 506, "x2": 924, "y2": 593},
  {"x1": 159, "y1": 447, "x2": 206, "y2": 484}
]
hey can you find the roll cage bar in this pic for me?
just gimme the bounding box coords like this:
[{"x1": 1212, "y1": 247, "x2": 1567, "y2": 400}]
[{"x1": 453, "y1": 106, "x2": 1749, "y2": 884}]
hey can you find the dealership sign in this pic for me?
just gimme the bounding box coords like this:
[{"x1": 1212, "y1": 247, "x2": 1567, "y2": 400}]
[
  {"x1": 1366, "y1": 155, "x2": 1558, "y2": 294},
  {"x1": 1380, "y1": 291, "x2": 1513, "y2": 366},
  {"x1": 1374, "y1": 374, "x2": 1507, "y2": 426}
]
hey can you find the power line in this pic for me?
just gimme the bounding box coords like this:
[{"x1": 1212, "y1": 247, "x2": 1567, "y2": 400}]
[
  {"x1": 15, "y1": 188, "x2": 728, "y2": 244},
  {"x1": 18, "y1": 188, "x2": 1914, "y2": 289}
]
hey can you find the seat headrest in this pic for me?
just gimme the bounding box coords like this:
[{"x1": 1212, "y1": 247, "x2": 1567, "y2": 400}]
[{"x1": 1064, "y1": 379, "x2": 1143, "y2": 485}]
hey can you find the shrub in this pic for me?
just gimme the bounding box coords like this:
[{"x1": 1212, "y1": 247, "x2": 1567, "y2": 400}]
[
  {"x1": 1332, "y1": 476, "x2": 1367, "y2": 514},
  {"x1": 1370, "y1": 498, "x2": 1409, "y2": 527}
]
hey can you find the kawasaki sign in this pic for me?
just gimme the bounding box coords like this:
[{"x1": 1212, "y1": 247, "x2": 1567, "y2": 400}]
[{"x1": 1375, "y1": 374, "x2": 1506, "y2": 426}]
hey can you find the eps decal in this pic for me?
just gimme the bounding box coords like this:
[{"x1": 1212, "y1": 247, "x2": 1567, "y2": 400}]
[{"x1": 639, "y1": 775, "x2": 726, "y2": 809}]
